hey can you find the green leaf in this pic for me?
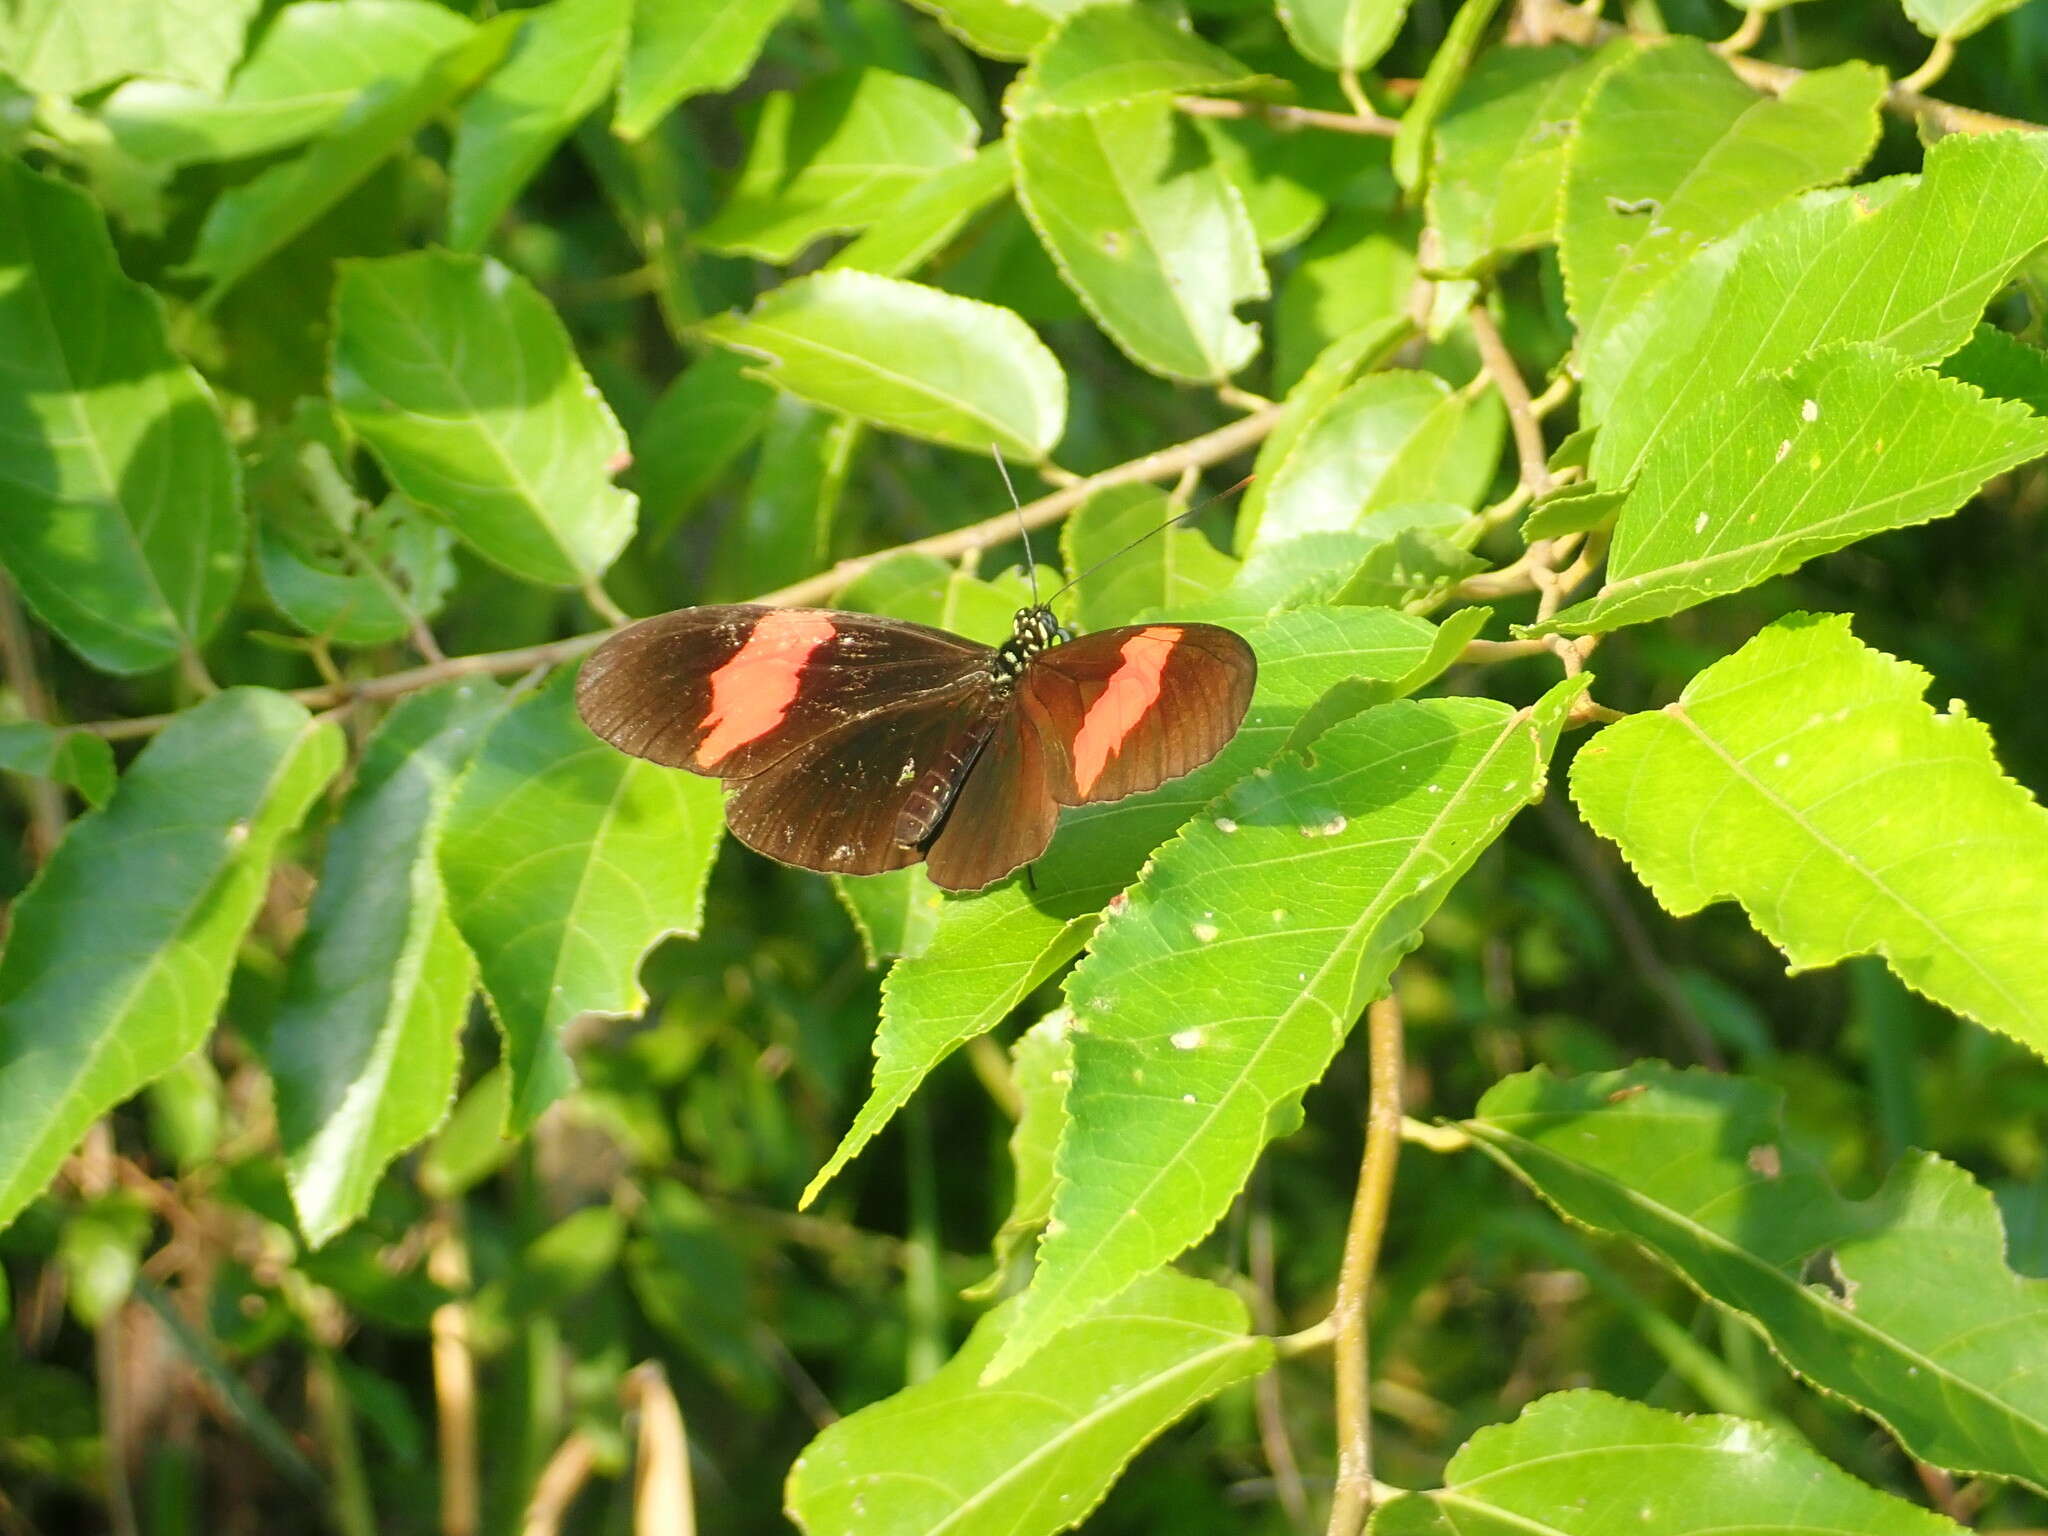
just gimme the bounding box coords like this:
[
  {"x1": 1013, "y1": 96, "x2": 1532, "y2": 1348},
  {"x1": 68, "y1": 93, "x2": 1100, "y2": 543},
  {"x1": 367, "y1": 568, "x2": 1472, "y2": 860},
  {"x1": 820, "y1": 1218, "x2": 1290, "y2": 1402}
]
[
  {"x1": 1008, "y1": 6, "x2": 1265, "y2": 116},
  {"x1": 0, "y1": 156, "x2": 243, "y2": 676},
  {"x1": 1191, "y1": 115, "x2": 1341, "y2": 256},
  {"x1": 1391, "y1": 0, "x2": 1506, "y2": 195},
  {"x1": 184, "y1": 17, "x2": 520, "y2": 307},
  {"x1": 1904, "y1": 0, "x2": 2031, "y2": 40},
  {"x1": 633, "y1": 349, "x2": 779, "y2": 543},
  {"x1": 249, "y1": 408, "x2": 454, "y2": 648},
  {"x1": 978, "y1": 1011, "x2": 1073, "y2": 1290},
  {"x1": 3, "y1": 0, "x2": 260, "y2": 96},
  {"x1": 707, "y1": 402, "x2": 861, "y2": 602},
  {"x1": 626, "y1": 1185, "x2": 771, "y2": 1402},
  {"x1": 903, "y1": 0, "x2": 1062, "y2": 60},
  {"x1": 439, "y1": 674, "x2": 724, "y2": 1132},
  {"x1": 448, "y1": 0, "x2": 631, "y2": 253},
  {"x1": 1013, "y1": 98, "x2": 1266, "y2": 382},
  {"x1": 696, "y1": 69, "x2": 979, "y2": 262},
  {"x1": 787, "y1": 1269, "x2": 1271, "y2": 1536},
  {"x1": 827, "y1": 143, "x2": 1015, "y2": 279},
  {"x1": 1544, "y1": 347, "x2": 2048, "y2": 635},
  {"x1": 1561, "y1": 41, "x2": 1883, "y2": 340},
  {"x1": 0, "y1": 724, "x2": 115, "y2": 809},
  {"x1": 1248, "y1": 370, "x2": 1500, "y2": 552},
  {"x1": 0, "y1": 691, "x2": 342, "y2": 1233},
  {"x1": 1572, "y1": 613, "x2": 2048, "y2": 1056},
  {"x1": 1058, "y1": 483, "x2": 1238, "y2": 632},
  {"x1": 1518, "y1": 480, "x2": 1627, "y2": 542},
  {"x1": 332, "y1": 250, "x2": 639, "y2": 588},
  {"x1": 701, "y1": 270, "x2": 1066, "y2": 461},
  {"x1": 1942, "y1": 322, "x2": 2048, "y2": 415},
  {"x1": 101, "y1": 0, "x2": 476, "y2": 166},
  {"x1": 1276, "y1": 0, "x2": 1407, "y2": 73},
  {"x1": 416, "y1": 1066, "x2": 514, "y2": 1201},
  {"x1": 1586, "y1": 131, "x2": 2048, "y2": 487},
  {"x1": 803, "y1": 605, "x2": 1474, "y2": 1207},
  {"x1": 1427, "y1": 43, "x2": 1614, "y2": 277},
  {"x1": 989, "y1": 678, "x2": 1583, "y2": 1375},
  {"x1": 1370, "y1": 1390, "x2": 1968, "y2": 1536},
  {"x1": 1465, "y1": 1064, "x2": 2048, "y2": 1491},
  {"x1": 614, "y1": 0, "x2": 797, "y2": 140},
  {"x1": 269, "y1": 683, "x2": 505, "y2": 1247}
]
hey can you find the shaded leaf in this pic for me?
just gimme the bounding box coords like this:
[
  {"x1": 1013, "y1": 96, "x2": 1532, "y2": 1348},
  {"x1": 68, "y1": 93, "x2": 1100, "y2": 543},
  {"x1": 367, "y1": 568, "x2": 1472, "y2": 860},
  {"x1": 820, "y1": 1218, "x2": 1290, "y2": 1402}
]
[
  {"x1": 991, "y1": 678, "x2": 1582, "y2": 1374},
  {"x1": 332, "y1": 250, "x2": 638, "y2": 587},
  {"x1": 0, "y1": 691, "x2": 342, "y2": 1232},
  {"x1": 804, "y1": 607, "x2": 1499, "y2": 1207},
  {"x1": 979, "y1": 1011, "x2": 1073, "y2": 1290},
  {"x1": 1545, "y1": 347, "x2": 2048, "y2": 634},
  {"x1": 788, "y1": 1269, "x2": 1270, "y2": 1536},
  {"x1": 696, "y1": 69, "x2": 979, "y2": 262},
  {"x1": 1466, "y1": 1063, "x2": 2048, "y2": 1491},
  {"x1": 1942, "y1": 322, "x2": 2048, "y2": 415},
  {"x1": 1276, "y1": 0, "x2": 1406, "y2": 73},
  {"x1": 102, "y1": 0, "x2": 475, "y2": 166},
  {"x1": 1058, "y1": 483, "x2": 1238, "y2": 632},
  {"x1": 448, "y1": 0, "x2": 632, "y2": 252},
  {"x1": 828, "y1": 143, "x2": 1015, "y2": 279},
  {"x1": 1518, "y1": 479, "x2": 1627, "y2": 542},
  {"x1": 1587, "y1": 131, "x2": 2048, "y2": 486},
  {"x1": 1571, "y1": 613, "x2": 2048, "y2": 1056},
  {"x1": 416, "y1": 1066, "x2": 514, "y2": 1201},
  {"x1": 1562, "y1": 41, "x2": 1883, "y2": 339},
  {"x1": 185, "y1": 17, "x2": 519, "y2": 306},
  {"x1": 1191, "y1": 115, "x2": 1342, "y2": 256},
  {"x1": 633, "y1": 349, "x2": 779, "y2": 543},
  {"x1": 702, "y1": 270, "x2": 1066, "y2": 461},
  {"x1": 706, "y1": 401, "x2": 861, "y2": 602},
  {"x1": 1014, "y1": 98, "x2": 1266, "y2": 382},
  {"x1": 439, "y1": 674, "x2": 724, "y2": 1131},
  {"x1": 0, "y1": 156, "x2": 242, "y2": 676},
  {"x1": 1008, "y1": 6, "x2": 1265, "y2": 116},
  {"x1": 1370, "y1": 1390, "x2": 1967, "y2": 1535},
  {"x1": 615, "y1": 0, "x2": 797, "y2": 140},
  {"x1": 270, "y1": 683, "x2": 505, "y2": 1246},
  {"x1": 3, "y1": 0, "x2": 259, "y2": 96},
  {"x1": 627, "y1": 1185, "x2": 772, "y2": 1402},
  {"x1": 0, "y1": 724, "x2": 115, "y2": 809}
]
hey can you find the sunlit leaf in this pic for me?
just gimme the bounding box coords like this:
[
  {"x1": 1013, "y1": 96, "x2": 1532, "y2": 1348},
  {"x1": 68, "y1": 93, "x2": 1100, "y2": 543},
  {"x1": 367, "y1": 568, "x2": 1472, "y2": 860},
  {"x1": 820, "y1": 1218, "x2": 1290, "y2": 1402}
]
[
  {"x1": 102, "y1": 0, "x2": 476, "y2": 166},
  {"x1": 448, "y1": 0, "x2": 631, "y2": 252},
  {"x1": 990, "y1": 677, "x2": 1582, "y2": 1375},
  {"x1": 0, "y1": 691, "x2": 343, "y2": 1233},
  {"x1": 1008, "y1": 6, "x2": 1265, "y2": 116},
  {"x1": 1466, "y1": 1063, "x2": 2048, "y2": 1491},
  {"x1": 702, "y1": 270, "x2": 1066, "y2": 461},
  {"x1": 1904, "y1": 0, "x2": 2032, "y2": 40},
  {"x1": 1571, "y1": 613, "x2": 2048, "y2": 1058},
  {"x1": 903, "y1": 0, "x2": 1063, "y2": 60},
  {"x1": 614, "y1": 0, "x2": 797, "y2": 140},
  {"x1": 0, "y1": 724, "x2": 114, "y2": 809},
  {"x1": 1014, "y1": 98, "x2": 1266, "y2": 382},
  {"x1": 1276, "y1": 0, "x2": 1407, "y2": 73},
  {"x1": 1561, "y1": 41, "x2": 1883, "y2": 339},
  {"x1": 184, "y1": 17, "x2": 519, "y2": 306},
  {"x1": 1390, "y1": 0, "x2": 1505, "y2": 194},
  {"x1": 439, "y1": 674, "x2": 724, "y2": 1131},
  {"x1": 1544, "y1": 347, "x2": 2048, "y2": 634},
  {"x1": 332, "y1": 250, "x2": 638, "y2": 588},
  {"x1": 3, "y1": 0, "x2": 259, "y2": 96},
  {"x1": 1058, "y1": 483, "x2": 1238, "y2": 632},
  {"x1": 696, "y1": 69, "x2": 979, "y2": 262},
  {"x1": 1370, "y1": 1390, "x2": 1968, "y2": 1535},
  {"x1": 978, "y1": 1011, "x2": 1073, "y2": 1289},
  {"x1": 270, "y1": 683, "x2": 505, "y2": 1247},
  {"x1": 1192, "y1": 115, "x2": 1345, "y2": 255},
  {"x1": 788, "y1": 1269, "x2": 1271, "y2": 1535},
  {"x1": 1587, "y1": 131, "x2": 2048, "y2": 486},
  {"x1": 0, "y1": 157, "x2": 243, "y2": 676},
  {"x1": 804, "y1": 607, "x2": 1506, "y2": 1208},
  {"x1": 827, "y1": 143, "x2": 1015, "y2": 279}
]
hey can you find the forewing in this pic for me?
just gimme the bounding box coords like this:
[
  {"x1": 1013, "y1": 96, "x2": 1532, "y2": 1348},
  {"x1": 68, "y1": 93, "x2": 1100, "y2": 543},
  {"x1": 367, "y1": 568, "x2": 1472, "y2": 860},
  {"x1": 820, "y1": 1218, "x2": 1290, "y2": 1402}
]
[
  {"x1": 923, "y1": 700, "x2": 1062, "y2": 892},
  {"x1": 724, "y1": 692, "x2": 1001, "y2": 877},
  {"x1": 575, "y1": 604, "x2": 991, "y2": 779},
  {"x1": 1025, "y1": 623, "x2": 1256, "y2": 806}
]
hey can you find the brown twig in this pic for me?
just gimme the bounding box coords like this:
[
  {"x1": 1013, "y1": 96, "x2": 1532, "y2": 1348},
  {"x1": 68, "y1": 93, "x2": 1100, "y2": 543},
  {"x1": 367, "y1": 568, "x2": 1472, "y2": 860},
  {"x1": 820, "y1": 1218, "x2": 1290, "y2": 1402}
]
[
  {"x1": 1249, "y1": 1181, "x2": 1313, "y2": 1530},
  {"x1": 623, "y1": 1362, "x2": 696, "y2": 1536},
  {"x1": 1712, "y1": 7, "x2": 1766, "y2": 57},
  {"x1": 1324, "y1": 993, "x2": 1405, "y2": 1536},
  {"x1": 1468, "y1": 303, "x2": 1552, "y2": 500},
  {"x1": 522, "y1": 1430, "x2": 600, "y2": 1536},
  {"x1": 76, "y1": 407, "x2": 1285, "y2": 743},
  {"x1": 1175, "y1": 94, "x2": 1400, "y2": 138},
  {"x1": 427, "y1": 1214, "x2": 478, "y2": 1536}
]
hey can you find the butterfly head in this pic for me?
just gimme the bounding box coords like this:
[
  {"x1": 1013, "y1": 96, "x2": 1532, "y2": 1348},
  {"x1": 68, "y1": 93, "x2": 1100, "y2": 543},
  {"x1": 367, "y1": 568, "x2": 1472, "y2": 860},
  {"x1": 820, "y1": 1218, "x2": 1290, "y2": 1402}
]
[{"x1": 993, "y1": 605, "x2": 1071, "y2": 684}]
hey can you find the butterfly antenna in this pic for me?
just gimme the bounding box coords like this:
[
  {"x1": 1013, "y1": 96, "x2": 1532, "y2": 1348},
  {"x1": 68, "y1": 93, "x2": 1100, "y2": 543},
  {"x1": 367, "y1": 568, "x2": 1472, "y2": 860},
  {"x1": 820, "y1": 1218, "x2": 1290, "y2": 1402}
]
[
  {"x1": 991, "y1": 445, "x2": 1039, "y2": 605},
  {"x1": 1046, "y1": 473, "x2": 1253, "y2": 608}
]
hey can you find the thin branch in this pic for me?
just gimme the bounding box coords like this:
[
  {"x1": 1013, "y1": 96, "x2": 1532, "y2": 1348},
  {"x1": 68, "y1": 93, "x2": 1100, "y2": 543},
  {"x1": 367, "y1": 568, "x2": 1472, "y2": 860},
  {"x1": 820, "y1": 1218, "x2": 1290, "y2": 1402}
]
[
  {"x1": 1324, "y1": 992, "x2": 1405, "y2": 1536},
  {"x1": 428, "y1": 1214, "x2": 478, "y2": 1536},
  {"x1": 623, "y1": 1362, "x2": 696, "y2": 1536},
  {"x1": 1897, "y1": 34, "x2": 1957, "y2": 96},
  {"x1": 76, "y1": 406, "x2": 1285, "y2": 742},
  {"x1": 1515, "y1": 0, "x2": 2042, "y2": 137},
  {"x1": 1249, "y1": 1178, "x2": 1313, "y2": 1530},
  {"x1": 1175, "y1": 94, "x2": 1400, "y2": 139},
  {"x1": 1712, "y1": 7, "x2": 1765, "y2": 57},
  {"x1": 522, "y1": 1430, "x2": 599, "y2": 1536},
  {"x1": 580, "y1": 577, "x2": 630, "y2": 628},
  {"x1": 1468, "y1": 303, "x2": 1552, "y2": 499}
]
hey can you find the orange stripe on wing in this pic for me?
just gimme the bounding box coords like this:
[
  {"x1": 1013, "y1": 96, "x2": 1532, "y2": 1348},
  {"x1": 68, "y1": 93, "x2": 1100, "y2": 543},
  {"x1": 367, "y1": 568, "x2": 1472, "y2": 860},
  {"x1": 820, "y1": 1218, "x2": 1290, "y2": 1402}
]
[
  {"x1": 1070, "y1": 626, "x2": 1182, "y2": 796},
  {"x1": 695, "y1": 610, "x2": 836, "y2": 767}
]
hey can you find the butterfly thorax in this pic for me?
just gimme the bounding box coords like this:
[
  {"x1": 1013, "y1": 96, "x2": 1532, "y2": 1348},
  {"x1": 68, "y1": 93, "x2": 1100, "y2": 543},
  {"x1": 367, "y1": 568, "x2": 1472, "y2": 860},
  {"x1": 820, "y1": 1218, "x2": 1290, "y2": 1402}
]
[{"x1": 991, "y1": 606, "x2": 1071, "y2": 688}]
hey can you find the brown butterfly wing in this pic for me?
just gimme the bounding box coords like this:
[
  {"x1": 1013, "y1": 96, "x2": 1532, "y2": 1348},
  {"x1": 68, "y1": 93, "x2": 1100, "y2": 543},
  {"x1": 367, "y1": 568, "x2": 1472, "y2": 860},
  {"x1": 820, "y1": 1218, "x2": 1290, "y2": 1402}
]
[
  {"x1": 575, "y1": 604, "x2": 992, "y2": 780},
  {"x1": 922, "y1": 698, "x2": 1062, "y2": 891},
  {"x1": 1023, "y1": 623, "x2": 1256, "y2": 806}
]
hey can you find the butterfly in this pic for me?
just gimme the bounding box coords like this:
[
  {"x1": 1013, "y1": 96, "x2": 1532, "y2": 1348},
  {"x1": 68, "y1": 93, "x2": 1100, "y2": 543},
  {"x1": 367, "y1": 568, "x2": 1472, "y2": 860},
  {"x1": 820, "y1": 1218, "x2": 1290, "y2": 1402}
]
[{"x1": 574, "y1": 601, "x2": 1256, "y2": 891}]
